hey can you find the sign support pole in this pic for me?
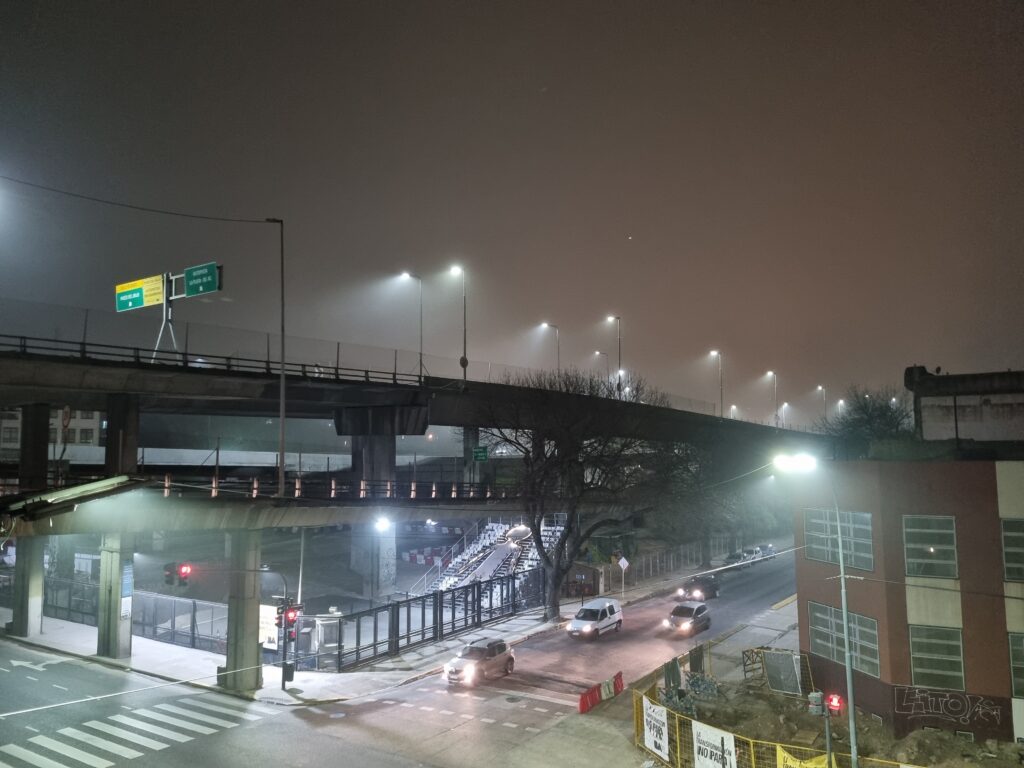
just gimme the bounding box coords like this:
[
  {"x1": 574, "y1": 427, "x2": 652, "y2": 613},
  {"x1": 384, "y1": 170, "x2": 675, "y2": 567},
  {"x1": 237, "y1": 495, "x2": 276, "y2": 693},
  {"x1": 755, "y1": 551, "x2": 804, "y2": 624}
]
[{"x1": 151, "y1": 273, "x2": 179, "y2": 360}]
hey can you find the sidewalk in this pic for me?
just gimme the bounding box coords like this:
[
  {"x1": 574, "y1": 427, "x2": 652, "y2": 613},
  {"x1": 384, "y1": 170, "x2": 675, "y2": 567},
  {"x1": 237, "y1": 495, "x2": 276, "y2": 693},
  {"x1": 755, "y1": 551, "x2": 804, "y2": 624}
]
[{"x1": 0, "y1": 543, "x2": 800, "y2": 767}]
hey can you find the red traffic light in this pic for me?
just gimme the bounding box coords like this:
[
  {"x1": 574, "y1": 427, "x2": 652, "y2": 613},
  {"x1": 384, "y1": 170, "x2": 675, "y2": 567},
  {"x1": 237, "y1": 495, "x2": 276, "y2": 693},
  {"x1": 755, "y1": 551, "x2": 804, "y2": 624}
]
[
  {"x1": 285, "y1": 608, "x2": 299, "y2": 626},
  {"x1": 826, "y1": 693, "x2": 843, "y2": 713}
]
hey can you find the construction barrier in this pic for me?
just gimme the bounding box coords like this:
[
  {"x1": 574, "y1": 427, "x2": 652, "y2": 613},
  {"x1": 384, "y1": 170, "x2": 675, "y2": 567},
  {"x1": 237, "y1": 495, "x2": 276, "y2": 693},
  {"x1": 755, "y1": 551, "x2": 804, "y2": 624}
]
[
  {"x1": 579, "y1": 671, "x2": 624, "y2": 713},
  {"x1": 633, "y1": 687, "x2": 926, "y2": 768}
]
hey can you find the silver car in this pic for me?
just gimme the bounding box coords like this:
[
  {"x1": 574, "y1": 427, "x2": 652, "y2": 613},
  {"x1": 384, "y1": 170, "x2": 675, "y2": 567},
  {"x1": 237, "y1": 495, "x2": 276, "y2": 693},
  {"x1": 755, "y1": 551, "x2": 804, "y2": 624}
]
[{"x1": 444, "y1": 638, "x2": 514, "y2": 686}]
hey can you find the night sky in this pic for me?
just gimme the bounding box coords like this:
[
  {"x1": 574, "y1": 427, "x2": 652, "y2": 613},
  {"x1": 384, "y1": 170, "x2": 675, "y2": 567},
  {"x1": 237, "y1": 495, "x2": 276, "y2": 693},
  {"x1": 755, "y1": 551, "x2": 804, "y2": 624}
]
[{"x1": 1, "y1": 2, "x2": 1022, "y2": 427}]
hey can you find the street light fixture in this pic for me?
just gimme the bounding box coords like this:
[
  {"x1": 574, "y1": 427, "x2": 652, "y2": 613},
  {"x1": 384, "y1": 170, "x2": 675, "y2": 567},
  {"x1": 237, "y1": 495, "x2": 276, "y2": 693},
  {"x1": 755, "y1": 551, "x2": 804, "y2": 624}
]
[
  {"x1": 838, "y1": 398, "x2": 846, "y2": 416},
  {"x1": 400, "y1": 271, "x2": 425, "y2": 382},
  {"x1": 773, "y1": 453, "x2": 860, "y2": 768},
  {"x1": 767, "y1": 370, "x2": 779, "y2": 427},
  {"x1": 541, "y1": 322, "x2": 560, "y2": 374},
  {"x1": 606, "y1": 315, "x2": 622, "y2": 396},
  {"x1": 594, "y1": 350, "x2": 610, "y2": 380},
  {"x1": 817, "y1": 385, "x2": 827, "y2": 418},
  {"x1": 730, "y1": 404, "x2": 737, "y2": 419},
  {"x1": 450, "y1": 265, "x2": 467, "y2": 381},
  {"x1": 782, "y1": 401, "x2": 789, "y2": 429},
  {"x1": 710, "y1": 350, "x2": 724, "y2": 418}
]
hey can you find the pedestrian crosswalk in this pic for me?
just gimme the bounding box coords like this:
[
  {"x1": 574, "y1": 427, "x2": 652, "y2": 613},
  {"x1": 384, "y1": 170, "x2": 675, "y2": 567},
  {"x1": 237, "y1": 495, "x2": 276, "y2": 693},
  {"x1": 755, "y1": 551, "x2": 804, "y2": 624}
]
[{"x1": 0, "y1": 693, "x2": 277, "y2": 768}]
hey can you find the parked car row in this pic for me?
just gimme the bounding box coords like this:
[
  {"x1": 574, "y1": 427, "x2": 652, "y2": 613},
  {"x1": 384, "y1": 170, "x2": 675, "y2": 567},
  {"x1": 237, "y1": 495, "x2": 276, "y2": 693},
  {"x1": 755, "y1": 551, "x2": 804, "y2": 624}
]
[{"x1": 724, "y1": 543, "x2": 776, "y2": 570}]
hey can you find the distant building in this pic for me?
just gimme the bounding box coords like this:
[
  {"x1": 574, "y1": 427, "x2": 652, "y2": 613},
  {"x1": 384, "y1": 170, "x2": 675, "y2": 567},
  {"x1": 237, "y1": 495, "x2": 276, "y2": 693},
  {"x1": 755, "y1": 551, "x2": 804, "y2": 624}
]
[{"x1": 905, "y1": 365, "x2": 1024, "y2": 443}]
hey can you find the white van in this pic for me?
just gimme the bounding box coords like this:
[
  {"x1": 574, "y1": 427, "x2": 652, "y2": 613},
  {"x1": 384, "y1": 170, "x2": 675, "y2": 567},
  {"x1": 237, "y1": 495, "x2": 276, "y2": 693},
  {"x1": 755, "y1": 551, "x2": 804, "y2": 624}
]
[{"x1": 566, "y1": 598, "x2": 623, "y2": 639}]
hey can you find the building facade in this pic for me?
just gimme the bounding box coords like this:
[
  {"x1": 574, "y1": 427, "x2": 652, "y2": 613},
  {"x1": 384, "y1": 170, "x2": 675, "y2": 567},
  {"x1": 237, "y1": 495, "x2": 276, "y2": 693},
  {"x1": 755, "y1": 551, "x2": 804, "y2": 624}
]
[{"x1": 790, "y1": 460, "x2": 1024, "y2": 742}]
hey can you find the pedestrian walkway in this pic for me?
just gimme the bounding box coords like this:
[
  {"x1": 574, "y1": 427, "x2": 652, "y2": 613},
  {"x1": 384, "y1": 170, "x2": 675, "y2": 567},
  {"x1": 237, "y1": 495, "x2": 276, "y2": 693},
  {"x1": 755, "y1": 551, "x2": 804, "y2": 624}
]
[{"x1": 1, "y1": 537, "x2": 799, "y2": 768}]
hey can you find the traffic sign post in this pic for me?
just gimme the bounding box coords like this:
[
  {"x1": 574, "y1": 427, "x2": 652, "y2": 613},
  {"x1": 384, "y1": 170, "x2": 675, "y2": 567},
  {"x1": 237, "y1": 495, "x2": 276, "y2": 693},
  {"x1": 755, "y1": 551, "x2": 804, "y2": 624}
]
[
  {"x1": 115, "y1": 274, "x2": 164, "y2": 313},
  {"x1": 472, "y1": 446, "x2": 488, "y2": 462},
  {"x1": 182, "y1": 262, "x2": 220, "y2": 297}
]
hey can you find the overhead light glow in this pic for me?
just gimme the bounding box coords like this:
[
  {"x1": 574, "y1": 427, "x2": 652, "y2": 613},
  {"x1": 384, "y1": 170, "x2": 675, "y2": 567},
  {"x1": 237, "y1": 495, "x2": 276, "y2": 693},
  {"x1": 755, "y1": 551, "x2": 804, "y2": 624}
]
[{"x1": 772, "y1": 454, "x2": 818, "y2": 474}]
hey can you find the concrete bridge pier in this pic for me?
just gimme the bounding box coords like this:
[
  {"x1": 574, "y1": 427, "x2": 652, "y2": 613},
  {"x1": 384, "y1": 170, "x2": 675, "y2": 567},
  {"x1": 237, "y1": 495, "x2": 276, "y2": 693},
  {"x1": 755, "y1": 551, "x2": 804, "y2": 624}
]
[
  {"x1": 351, "y1": 434, "x2": 396, "y2": 485},
  {"x1": 462, "y1": 427, "x2": 479, "y2": 484},
  {"x1": 19, "y1": 403, "x2": 50, "y2": 493},
  {"x1": 349, "y1": 521, "x2": 397, "y2": 599},
  {"x1": 97, "y1": 532, "x2": 135, "y2": 660},
  {"x1": 220, "y1": 530, "x2": 263, "y2": 694},
  {"x1": 4, "y1": 535, "x2": 45, "y2": 638},
  {"x1": 104, "y1": 394, "x2": 139, "y2": 476}
]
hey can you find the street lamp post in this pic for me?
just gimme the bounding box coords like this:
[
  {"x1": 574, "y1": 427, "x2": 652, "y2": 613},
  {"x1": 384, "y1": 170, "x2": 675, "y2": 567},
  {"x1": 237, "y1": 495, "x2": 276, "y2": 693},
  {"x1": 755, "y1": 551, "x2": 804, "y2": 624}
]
[
  {"x1": 265, "y1": 218, "x2": 286, "y2": 497},
  {"x1": 782, "y1": 402, "x2": 789, "y2": 429},
  {"x1": 541, "y1": 322, "x2": 560, "y2": 374},
  {"x1": 817, "y1": 385, "x2": 827, "y2": 419},
  {"x1": 710, "y1": 350, "x2": 723, "y2": 417},
  {"x1": 594, "y1": 350, "x2": 610, "y2": 380},
  {"x1": 773, "y1": 454, "x2": 860, "y2": 768},
  {"x1": 606, "y1": 316, "x2": 621, "y2": 395},
  {"x1": 400, "y1": 272, "x2": 424, "y2": 382},
  {"x1": 767, "y1": 370, "x2": 779, "y2": 427},
  {"x1": 451, "y1": 266, "x2": 467, "y2": 381},
  {"x1": 730, "y1": 404, "x2": 737, "y2": 419},
  {"x1": 838, "y1": 398, "x2": 846, "y2": 416}
]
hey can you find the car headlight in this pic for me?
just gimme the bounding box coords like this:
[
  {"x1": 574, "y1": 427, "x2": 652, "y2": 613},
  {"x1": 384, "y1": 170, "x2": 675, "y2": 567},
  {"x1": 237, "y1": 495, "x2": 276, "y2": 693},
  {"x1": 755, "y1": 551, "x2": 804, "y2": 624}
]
[
  {"x1": 676, "y1": 588, "x2": 684, "y2": 597},
  {"x1": 692, "y1": 590, "x2": 704, "y2": 599},
  {"x1": 680, "y1": 621, "x2": 692, "y2": 630},
  {"x1": 464, "y1": 663, "x2": 476, "y2": 679},
  {"x1": 444, "y1": 663, "x2": 451, "y2": 674},
  {"x1": 662, "y1": 618, "x2": 670, "y2": 628},
  {"x1": 581, "y1": 624, "x2": 593, "y2": 633}
]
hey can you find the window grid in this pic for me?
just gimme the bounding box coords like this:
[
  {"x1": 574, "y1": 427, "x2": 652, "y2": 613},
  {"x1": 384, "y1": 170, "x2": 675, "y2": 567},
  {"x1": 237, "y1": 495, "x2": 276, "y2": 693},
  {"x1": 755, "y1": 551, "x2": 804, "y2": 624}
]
[
  {"x1": 1002, "y1": 520, "x2": 1024, "y2": 582},
  {"x1": 903, "y1": 516, "x2": 958, "y2": 578},
  {"x1": 910, "y1": 625, "x2": 964, "y2": 691},
  {"x1": 807, "y1": 601, "x2": 880, "y2": 678},
  {"x1": 804, "y1": 508, "x2": 874, "y2": 571},
  {"x1": 1009, "y1": 634, "x2": 1024, "y2": 698},
  {"x1": 79, "y1": 428, "x2": 94, "y2": 444}
]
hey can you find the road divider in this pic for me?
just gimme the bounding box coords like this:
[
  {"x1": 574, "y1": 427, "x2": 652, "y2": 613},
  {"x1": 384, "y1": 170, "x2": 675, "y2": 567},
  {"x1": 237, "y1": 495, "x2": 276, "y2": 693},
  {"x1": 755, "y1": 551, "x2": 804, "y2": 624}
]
[{"x1": 578, "y1": 671, "x2": 624, "y2": 713}]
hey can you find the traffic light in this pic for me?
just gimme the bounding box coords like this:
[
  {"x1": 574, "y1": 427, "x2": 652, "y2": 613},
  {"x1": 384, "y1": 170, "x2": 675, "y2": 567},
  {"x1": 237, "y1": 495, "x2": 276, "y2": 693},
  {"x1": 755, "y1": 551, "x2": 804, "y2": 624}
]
[
  {"x1": 177, "y1": 562, "x2": 192, "y2": 585},
  {"x1": 826, "y1": 693, "x2": 843, "y2": 715},
  {"x1": 275, "y1": 604, "x2": 285, "y2": 628},
  {"x1": 807, "y1": 691, "x2": 823, "y2": 716}
]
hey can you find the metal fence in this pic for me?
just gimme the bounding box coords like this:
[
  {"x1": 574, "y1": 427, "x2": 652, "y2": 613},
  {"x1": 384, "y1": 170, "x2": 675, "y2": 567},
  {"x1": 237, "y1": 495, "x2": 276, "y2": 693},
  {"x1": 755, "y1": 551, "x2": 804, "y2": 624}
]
[
  {"x1": 296, "y1": 567, "x2": 546, "y2": 671},
  {"x1": 131, "y1": 590, "x2": 229, "y2": 654},
  {"x1": 44, "y1": 577, "x2": 98, "y2": 626},
  {"x1": 633, "y1": 687, "x2": 925, "y2": 768},
  {"x1": 597, "y1": 535, "x2": 732, "y2": 589}
]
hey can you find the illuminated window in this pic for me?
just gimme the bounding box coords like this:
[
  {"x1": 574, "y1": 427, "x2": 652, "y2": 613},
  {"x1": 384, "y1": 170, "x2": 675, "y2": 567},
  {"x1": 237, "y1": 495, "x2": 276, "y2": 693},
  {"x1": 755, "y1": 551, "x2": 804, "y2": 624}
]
[{"x1": 903, "y1": 516, "x2": 957, "y2": 578}]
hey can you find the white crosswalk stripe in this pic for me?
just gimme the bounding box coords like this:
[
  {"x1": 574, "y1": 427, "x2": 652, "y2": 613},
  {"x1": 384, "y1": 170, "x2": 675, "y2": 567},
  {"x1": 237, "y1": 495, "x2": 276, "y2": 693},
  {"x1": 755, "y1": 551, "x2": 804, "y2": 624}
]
[
  {"x1": 29, "y1": 735, "x2": 114, "y2": 768},
  {"x1": 58, "y1": 728, "x2": 143, "y2": 759},
  {"x1": 81, "y1": 721, "x2": 169, "y2": 750},
  {"x1": 129, "y1": 709, "x2": 216, "y2": 735},
  {"x1": 186, "y1": 699, "x2": 263, "y2": 721},
  {"x1": 154, "y1": 704, "x2": 238, "y2": 728},
  {"x1": 1, "y1": 744, "x2": 68, "y2": 768},
  {"x1": 108, "y1": 715, "x2": 193, "y2": 743},
  {"x1": 194, "y1": 693, "x2": 280, "y2": 716}
]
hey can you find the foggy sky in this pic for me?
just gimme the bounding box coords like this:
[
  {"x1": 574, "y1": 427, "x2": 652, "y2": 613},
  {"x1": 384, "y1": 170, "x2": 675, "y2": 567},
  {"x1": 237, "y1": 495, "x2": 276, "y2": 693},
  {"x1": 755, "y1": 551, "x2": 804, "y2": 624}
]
[{"x1": 1, "y1": 1, "x2": 1022, "y2": 428}]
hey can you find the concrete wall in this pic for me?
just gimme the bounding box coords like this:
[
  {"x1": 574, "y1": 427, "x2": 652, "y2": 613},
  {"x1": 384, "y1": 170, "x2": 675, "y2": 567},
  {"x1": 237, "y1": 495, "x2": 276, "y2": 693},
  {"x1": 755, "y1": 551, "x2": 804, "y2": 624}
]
[{"x1": 920, "y1": 394, "x2": 1024, "y2": 441}]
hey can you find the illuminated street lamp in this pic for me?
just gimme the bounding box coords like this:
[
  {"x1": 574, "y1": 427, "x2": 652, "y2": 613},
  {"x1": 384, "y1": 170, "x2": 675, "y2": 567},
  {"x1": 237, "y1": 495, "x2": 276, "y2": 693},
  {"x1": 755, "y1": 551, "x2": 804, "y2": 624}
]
[
  {"x1": 773, "y1": 453, "x2": 860, "y2": 768},
  {"x1": 781, "y1": 402, "x2": 789, "y2": 429},
  {"x1": 594, "y1": 350, "x2": 610, "y2": 380},
  {"x1": 606, "y1": 315, "x2": 622, "y2": 395},
  {"x1": 450, "y1": 265, "x2": 467, "y2": 381},
  {"x1": 400, "y1": 271, "x2": 424, "y2": 381},
  {"x1": 767, "y1": 370, "x2": 779, "y2": 427},
  {"x1": 817, "y1": 385, "x2": 827, "y2": 418},
  {"x1": 710, "y1": 350, "x2": 724, "y2": 417},
  {"x1": 541, "y1": 322, "x2": 560, "y2": 374},
  {"x1": 730, "y1": 404, "x2": 737, "y2": 419},
  {"x1": 838, "y1": 398, "x2": 846, "y2": 416}
]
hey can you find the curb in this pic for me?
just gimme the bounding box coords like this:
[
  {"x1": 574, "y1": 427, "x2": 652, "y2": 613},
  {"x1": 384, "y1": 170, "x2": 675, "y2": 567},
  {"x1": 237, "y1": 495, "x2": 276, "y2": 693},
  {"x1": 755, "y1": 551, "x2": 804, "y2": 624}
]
[{"x1": 771, "y1": 593, "x2": 798, "y2": 610}]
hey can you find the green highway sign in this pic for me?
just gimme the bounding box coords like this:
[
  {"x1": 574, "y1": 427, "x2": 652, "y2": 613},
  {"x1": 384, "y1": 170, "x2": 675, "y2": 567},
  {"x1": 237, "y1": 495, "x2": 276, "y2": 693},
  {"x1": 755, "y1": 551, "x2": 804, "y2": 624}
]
[
  {"x1": 184, "y1": 262, "x2": 220, "y2": 297},
  {"x1": 473, "y1": 446, "x2": 488, "y2": 462},
  {"x1": 115, "y1": 274, "x2": 164, "y2": 312}
]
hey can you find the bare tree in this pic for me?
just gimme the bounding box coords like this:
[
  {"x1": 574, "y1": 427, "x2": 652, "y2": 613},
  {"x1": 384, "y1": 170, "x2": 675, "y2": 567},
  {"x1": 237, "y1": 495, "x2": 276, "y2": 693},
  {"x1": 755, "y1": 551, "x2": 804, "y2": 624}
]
[
  {"x1": 817, "y1": 385, "x2": 914, "y2": 458},
  {"x1": 476, "y1": 368, "x2": 668, "y2": 620}
]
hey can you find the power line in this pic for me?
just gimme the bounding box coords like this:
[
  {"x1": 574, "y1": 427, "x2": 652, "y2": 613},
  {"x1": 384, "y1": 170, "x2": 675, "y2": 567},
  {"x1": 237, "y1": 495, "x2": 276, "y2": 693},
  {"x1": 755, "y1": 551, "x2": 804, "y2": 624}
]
[{"x1": 0, "y1": 173, "x2": 271, "y2": 225}]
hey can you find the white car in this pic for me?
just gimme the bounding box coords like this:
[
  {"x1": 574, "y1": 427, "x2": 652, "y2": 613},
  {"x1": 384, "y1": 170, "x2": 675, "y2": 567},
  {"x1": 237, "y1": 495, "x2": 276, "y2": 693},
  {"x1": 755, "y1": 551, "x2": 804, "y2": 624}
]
[
  {"x1": 566, "y1": 598, "x2": 623, "y2": 639},
  {"x1": 444, "y1": 638, "x2": 514, "y2": 686}
]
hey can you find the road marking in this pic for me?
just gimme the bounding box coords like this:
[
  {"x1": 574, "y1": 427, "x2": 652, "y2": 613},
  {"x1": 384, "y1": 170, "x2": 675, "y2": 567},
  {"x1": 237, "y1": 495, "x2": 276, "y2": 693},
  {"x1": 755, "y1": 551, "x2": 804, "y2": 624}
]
[
  {"x1": 58, "y1": 728, "x2": 143, "y2": 759},
  {"x1": 25, "y1": 726, "x2": 40, "y2": 733},
  {"x1": 439, "y1": 709, "x2": 454, "y2": 715},
  {"x1": 1, "y1": 744, "x2": 68, "y2": 768},
  {"x1": 459, "y1": 714, "x2": 474, "y2": 720},
  {"x1": 0, "y1": 667, "x2": 9, "y2": 672},
  {"x1": 30, "y1": 735, "x2": 114, "y2": 767},
  {"x1": 532, "y1": 707, "x2": 548, "y2": 713},
  {"x1": 400, "y1": 703, "x2": 414, "y2": 708},
  {"x1": 131, "y1": 709, "x2": 216, "y2": 735},
  {"x1": 25, "y1": 676, "x2": 38, "y2": 681},
  {"x1": 82, "y1": 721, "x2": 168, "y2": 750},
  {"x1": 381, "y1": 700, "x2": 397, "y2": 705},
  {"x1": 52, "y1": 685, "x2": 69, "y2": 691},
  {"x1": 418, "y1": 706, "x2": 434, "y2": 712},
  {"x1": 525, "y1": 726, "x2": 540, "y2": 733},
  {"x1": 480, "y1": 717, "x2": 496, "y2": 724},
  {"x1": 108, "y1": 715, "x2": 193, "y2": 743},
  {"x1": 121, "y1": 706, "x2": 133, "y2": 711},
  {"x1": 154, "y1": 704, "x2": 238, "y2": 728},
  {"x1": 194, "y1": 693, "x2": 279, "y2": 716},
  {"x1": 501, "y1": 722, "x2": 518, "y2": 728},
  {"x1": 452, "y1": 692, "x2": 469, "y2": 698},
  {"x1": 186, "y1": 700, "x2": 262, "y2": 721},
  {"x1": 472, "y1": 695, "x2": 486, "y2": 701}
]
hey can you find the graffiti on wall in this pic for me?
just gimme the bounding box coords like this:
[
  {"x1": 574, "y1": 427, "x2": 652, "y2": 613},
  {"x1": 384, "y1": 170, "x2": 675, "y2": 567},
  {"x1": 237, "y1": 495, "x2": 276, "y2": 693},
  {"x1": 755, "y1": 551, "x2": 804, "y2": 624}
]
[{"x1": 894, "y1": 686, "x2": 1003, "y2": 726}]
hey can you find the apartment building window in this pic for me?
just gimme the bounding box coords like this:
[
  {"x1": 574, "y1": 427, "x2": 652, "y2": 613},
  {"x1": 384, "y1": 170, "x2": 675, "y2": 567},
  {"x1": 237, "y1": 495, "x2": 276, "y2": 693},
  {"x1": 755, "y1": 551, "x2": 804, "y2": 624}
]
[
  {"x1": 903, "y1": 516, "x2": 958, "y2": 578},
  {"x1": 1, "y1": 427, "x2": 17, "y2": 444},
  {"x1": 1002, "y1": 520, "x2": 1024, "y2": 581},
  {"x1": 807, "y1": 601, "x2": 880, "y2": 677},
  {"x1": 78, "y1": 428, "x2": 94, "y2": 444},
  {"x1": 910, "y1": 625, "x2": 964, "y2": 690},
  {"x1": 79, "y1": 410, "x2": 94, "y2": 419},
  {"x1": 804, "y1": 508, "x2": 874, "y2": 571},
  {"x1": 65, "y1": 429, "x2": 76, "y2": 444},
  {"x1": 1010, "y1": 634, "x2": 1024, "y2": 697}
]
